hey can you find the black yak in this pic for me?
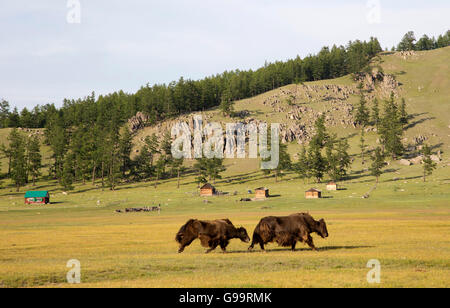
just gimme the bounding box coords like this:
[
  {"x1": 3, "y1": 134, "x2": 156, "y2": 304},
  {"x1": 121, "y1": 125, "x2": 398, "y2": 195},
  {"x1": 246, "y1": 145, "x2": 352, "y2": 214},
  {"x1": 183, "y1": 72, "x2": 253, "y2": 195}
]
[
  {"x1": 175, "y1": 219, "x2": 250, "y2": 253},
  {"x1": 248, "y1": 213, "x2": 328, "y2": 251}
]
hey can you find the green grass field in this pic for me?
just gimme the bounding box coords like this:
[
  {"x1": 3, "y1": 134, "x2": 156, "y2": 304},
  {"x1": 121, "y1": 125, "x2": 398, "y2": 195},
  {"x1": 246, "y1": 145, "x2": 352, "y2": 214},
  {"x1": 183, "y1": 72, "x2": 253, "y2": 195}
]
[
  {"x1": 0, "y1": 48, "x2": 449, "y2": 288},
  {"x1": 0, "y1": 167, "x2": 449, "y2": 288}
]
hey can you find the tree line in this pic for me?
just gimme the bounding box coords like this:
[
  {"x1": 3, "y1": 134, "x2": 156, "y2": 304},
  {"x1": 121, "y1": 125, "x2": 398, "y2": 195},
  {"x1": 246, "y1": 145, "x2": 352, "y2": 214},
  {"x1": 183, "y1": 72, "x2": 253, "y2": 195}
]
[
  {"x1": 1, "y1": 37, "x2": 384, "y2": 130},
  {"x1": 396, "y1": 30, "x2": 450, "y2": 51}
]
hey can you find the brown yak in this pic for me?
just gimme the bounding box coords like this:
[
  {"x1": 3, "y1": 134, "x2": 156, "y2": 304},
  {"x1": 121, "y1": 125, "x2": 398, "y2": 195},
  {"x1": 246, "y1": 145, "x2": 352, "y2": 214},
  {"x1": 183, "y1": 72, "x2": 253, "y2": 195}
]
[
  {"x1": 248, "y1": 213, "x2": 328, "y2": 252},
  {"x1": 175, "y1": 219, "x2": 250, "y2": 253}
]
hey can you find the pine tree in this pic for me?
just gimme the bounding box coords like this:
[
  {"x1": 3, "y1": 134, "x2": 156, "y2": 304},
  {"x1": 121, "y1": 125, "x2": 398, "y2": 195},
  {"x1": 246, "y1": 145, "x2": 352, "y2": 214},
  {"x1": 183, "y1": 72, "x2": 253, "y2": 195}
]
[
  {"x1": 61, "y1": 153, "x2": 74, "y2": 191},
  {"x1": 308, "y1": 142, "x2": 327, "y2": 183},
  {"x1": 355, "y1": 95, "x2": 370, "y2": 127},
  {"x1": 170, "y1": 158, "x2": 185, "y2": 188},
  {"x1": 399, "y1": 98, "x2": 409, "y2": 125},
  {"x1": 119, "y1": 128, "x2": 133, "y2": 177},
  {"x1": 397, "y1": 31, "x2": 416, "y2": 51},
  {"x1": 220, "y1": 89, "x2": 234, "y2": 116},
  {"x1": 207, "y1": 158, "x2": 226, "y2": 184},
  {"x1": 26, "y1": 135, "x2": 42, "y2": 186},
  {"x1": 8, "y1": 107, "x2": 20, "y2": 128},
  {"x1": 45, "y1": 113, "x2": 68, "y2": 181},
  {"x1": 154, "y1": 156, "x2": 167, "y2": 188},
  {"x1": 310, "y1": 115, "x2": 329, "y2": 149},
  {"x1": 421, "y1": 144, "x2": 436, "y2": 182},
  {"x1": 106, "y1": 128, "x2": 121, "y2": 191},
  {"x1": 9, "y1": 129, "x2": 27, "y2": 191},
  {"x1": 0, "y1": 100, "x2": 10, "y2": 128},
  {"x1": 136, "y1": 134, "x2": 159, "y2": 182},
  {"x1": 325, "y1": 138, "x2": 351, "y2": 181},
  {"x1": 359, "y1": 129, "x2": 367, "y2": 165},
  {"x1": 370, "y1": 147, "x2": 385, "y2": 184},
  {"x1": 294, "y1": 147, "x2": 309, "y2": 182},
  {"x1": 0, "y1": 143, "x2": 12, "y2": 177},
  {"x1": 378, "y1": 94, "x2": 404, "y2": 159},
  {"x1": 335, "y1": 139, "x2": 351, "y2": 180},
  {"x1": 194, "y1": 158, "x2": 226, "y2": 185},
  {"x1": 371, "y1": 98, "x2": 380, "y2": 127}
]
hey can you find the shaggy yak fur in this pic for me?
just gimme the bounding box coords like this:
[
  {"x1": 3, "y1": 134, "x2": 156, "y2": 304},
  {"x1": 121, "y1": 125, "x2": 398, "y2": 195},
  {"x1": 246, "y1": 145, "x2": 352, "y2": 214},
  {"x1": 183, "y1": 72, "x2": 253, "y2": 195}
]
[
  {"x1": 248, "y1": 213, "x2": 329, "y2": 251},
  {"x1": 176, "y1": 219, "x2": 250, "y2": 253}
]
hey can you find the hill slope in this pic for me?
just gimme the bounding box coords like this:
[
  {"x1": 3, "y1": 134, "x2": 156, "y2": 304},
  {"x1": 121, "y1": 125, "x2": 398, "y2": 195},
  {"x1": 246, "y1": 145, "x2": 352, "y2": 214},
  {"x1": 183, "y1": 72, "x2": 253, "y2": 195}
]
[
  {"x1": 134, "y1": 47, "x2": 450, "y2": 172},
  {"x1": 0, "y1": 47, "x2": 449, "y2": 176}
]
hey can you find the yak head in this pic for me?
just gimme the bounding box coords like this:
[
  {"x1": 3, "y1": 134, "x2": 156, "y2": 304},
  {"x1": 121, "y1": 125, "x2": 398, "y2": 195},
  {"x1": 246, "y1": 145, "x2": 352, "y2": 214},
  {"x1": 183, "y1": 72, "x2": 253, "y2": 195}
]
[
  {"x1": 237, "y1": 227, "x2": 250, "y2": 243},
  {"x1": 317, "y1": 219, "x2": 329, "y2": 239}
]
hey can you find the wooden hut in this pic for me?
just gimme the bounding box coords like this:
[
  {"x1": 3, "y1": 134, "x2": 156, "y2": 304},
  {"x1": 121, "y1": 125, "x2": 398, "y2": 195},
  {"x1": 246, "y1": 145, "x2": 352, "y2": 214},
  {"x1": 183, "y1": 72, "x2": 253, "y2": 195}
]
[
  {"x1": 255, "y1": 187, "x2": 269, "y2": 199},
  {"x1": 200, "y1": 183, "x2": 216, "y2": 197},
  {"x1": 305, "y1": 188, "x2": 321, "y2": 199},
  {"x1": 25, "y1": 191, "x2": 50, "y2": 205},
  {"x1": 326, "y1": 181, "x2": 338, "y2": 191}
]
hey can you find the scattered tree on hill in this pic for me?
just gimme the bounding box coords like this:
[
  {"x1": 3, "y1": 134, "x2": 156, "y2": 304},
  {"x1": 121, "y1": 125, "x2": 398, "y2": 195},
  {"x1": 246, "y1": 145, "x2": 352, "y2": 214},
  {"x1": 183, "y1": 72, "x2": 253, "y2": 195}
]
[
  {"x1": 170, "y1": 158, "x2": 186, "y2": 189},
  {"x1": 369, "y1": 147, "x2": 385, "y2": 184},
  {"x1": 220, "y1": 89, "x2": 234, "y2": 117},
  {"x1": 9, "y1": 129, "x2": 27, "y2": 191},
  {"x1": 26, "y1": 135, "x2": 42, "y2": 186},
  {"x1": 308, "y1": 141, "x2": 327, "y2": 183},
  {"x1": 310, "y1": 115, "x2": 329, "y2": 149},
  {"x1": 421, "y1": 144, "x2": 437, "y2": 182},
  {"x1": 355, "y1": 95, "x2": 370, "y2": 127},
  {"x1": 119, "y1": 128, "x2": 133, "y2": 177},
  {"x1": 397, "y1": 31, "x2": 416, "y2": 51},
  {"x1": 325, "y1": 137, "x2": 351, "y2": 181},
  {"x1": 0, "y1": 142, "x2": 12, "y2": 177},
  {"x1": 378, "y1": 93, "x2": 404, "y2": 159},
  {"x1": 273, "y1": 141, "x2": 292, "y2": 182},
  {"x1": 359, "y1": 129, "x2": 367, "y2": 165},
  {"x1": 371, "y1": 98, "x2": 380, "y2": 127},
  {"x1": 194, "y1": 158, "x2": 226, "y2": 185},
  {"x1": 294, "y1": 147, "x2": 309, "y2": 182},
  {"x1": 61, "y1": 153, "x2": 74, "y2": 191},
  {"x1": 399, "y1": 98, "x2": 409, "y2": 126},
  {"x1": 0, "y1": 100, "x2": 10, "y2": 128}
]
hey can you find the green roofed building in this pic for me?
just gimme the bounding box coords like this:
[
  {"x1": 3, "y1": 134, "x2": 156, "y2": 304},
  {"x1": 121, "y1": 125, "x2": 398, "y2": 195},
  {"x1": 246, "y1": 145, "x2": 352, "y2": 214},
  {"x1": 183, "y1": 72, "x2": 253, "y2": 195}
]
[{"x1": 25, "y1": 191, "x2": 50, "y2": 205}]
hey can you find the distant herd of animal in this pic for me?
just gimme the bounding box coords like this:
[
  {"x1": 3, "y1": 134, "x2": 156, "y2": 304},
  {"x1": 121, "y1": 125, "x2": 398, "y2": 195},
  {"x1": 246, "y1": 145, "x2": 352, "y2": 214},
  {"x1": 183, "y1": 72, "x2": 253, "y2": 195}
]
[{"x1": 175, "y1": 213, "x2": 329, "y2": 253}]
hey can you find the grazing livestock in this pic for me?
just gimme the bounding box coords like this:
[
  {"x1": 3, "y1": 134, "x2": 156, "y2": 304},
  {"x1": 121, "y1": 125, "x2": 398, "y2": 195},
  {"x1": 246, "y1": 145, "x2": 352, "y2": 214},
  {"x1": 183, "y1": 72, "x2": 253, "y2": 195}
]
[
  {"x1": 248, "y1": 213, "x2": 328, "y2": 252},
  {"x1": 176, "y1": 219, "x2": 250, "y2": 253}
]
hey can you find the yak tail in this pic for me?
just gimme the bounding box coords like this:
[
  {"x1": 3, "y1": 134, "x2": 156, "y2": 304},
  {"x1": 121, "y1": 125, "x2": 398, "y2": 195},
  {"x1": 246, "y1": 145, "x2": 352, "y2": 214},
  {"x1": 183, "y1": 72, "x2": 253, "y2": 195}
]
[
  {"x1": 175, "y1": 219, "x2": 197, "y2": 243},
  {"x1": 255, "y1": 220, "x2": 274, "y2": 243}
]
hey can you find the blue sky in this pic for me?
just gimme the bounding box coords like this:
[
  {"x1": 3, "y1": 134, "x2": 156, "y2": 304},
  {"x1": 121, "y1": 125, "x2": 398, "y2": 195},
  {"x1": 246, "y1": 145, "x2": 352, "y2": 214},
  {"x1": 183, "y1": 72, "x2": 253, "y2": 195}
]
[{"x1": 0, "y1": 0, "x2": 449, "y2": 110}]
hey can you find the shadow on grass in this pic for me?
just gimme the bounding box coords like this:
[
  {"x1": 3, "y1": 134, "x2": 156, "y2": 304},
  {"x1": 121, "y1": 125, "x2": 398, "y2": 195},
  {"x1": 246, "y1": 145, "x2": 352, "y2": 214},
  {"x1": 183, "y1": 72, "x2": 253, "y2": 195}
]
[{"x1": 229, "y1": 245, "x2": 374, "y2": 254}]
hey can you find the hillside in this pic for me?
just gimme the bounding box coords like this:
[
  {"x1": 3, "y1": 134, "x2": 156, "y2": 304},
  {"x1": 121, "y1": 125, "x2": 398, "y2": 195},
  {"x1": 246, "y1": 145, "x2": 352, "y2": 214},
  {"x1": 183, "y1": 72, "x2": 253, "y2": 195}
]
[
  {"x1": 0, "y1": 47, "x2": 449, "y2": 178},
  {"x1": 133, "y1": 47, "x2": 450, "y2": 173}
]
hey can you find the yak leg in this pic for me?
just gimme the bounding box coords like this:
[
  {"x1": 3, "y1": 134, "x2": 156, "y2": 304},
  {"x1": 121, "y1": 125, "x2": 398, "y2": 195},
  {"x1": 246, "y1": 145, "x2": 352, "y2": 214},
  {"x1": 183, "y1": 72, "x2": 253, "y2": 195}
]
[
  {"x1": 220, "y1": 240, "x2": 229, "y2": 253},
  {"x1": 249, "y1": 232, "x2": 266, "y2": 251},
  {"x1": 205, "y1": 242, "x2": 219, "y2": 254},
  {"x1": 306, "y1": 235, "x2": 317, "y2": 251},
  {"x1": 259, "y1": 241, "x2": 266, "y2": 251},
  {"x1": 291, "y1": 241, "x2": 297, "y2": 252}
]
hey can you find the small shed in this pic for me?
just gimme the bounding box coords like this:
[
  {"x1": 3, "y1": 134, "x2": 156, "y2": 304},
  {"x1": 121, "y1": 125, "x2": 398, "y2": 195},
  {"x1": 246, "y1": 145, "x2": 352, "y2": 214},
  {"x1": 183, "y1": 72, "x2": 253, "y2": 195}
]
[
  {"x1": 25, "y1": 191, "x2": 50, "y2": 204},
  {"x1": 255, "y1": 187, "x2": 269, "y2": 199},
  {"x1": 200, "y1": 183, "x2": 216, "y2": 197},
  {"x1": 305, "y1": 188, "x2": 321, "y2": 199},
  {"x1": 326, "y1": 181, "x2": 338, "y2": 191}
]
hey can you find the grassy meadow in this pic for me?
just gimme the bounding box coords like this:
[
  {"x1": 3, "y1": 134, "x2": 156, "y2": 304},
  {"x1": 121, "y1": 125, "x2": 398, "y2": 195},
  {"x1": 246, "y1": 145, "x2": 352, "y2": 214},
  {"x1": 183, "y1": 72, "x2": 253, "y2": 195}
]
[
  {"x1": 0, "y1": 47, "x2": 449, "y2": 288},
  {"x1": 0, "y1": 163, "x2": 449, "y2": 288}
]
